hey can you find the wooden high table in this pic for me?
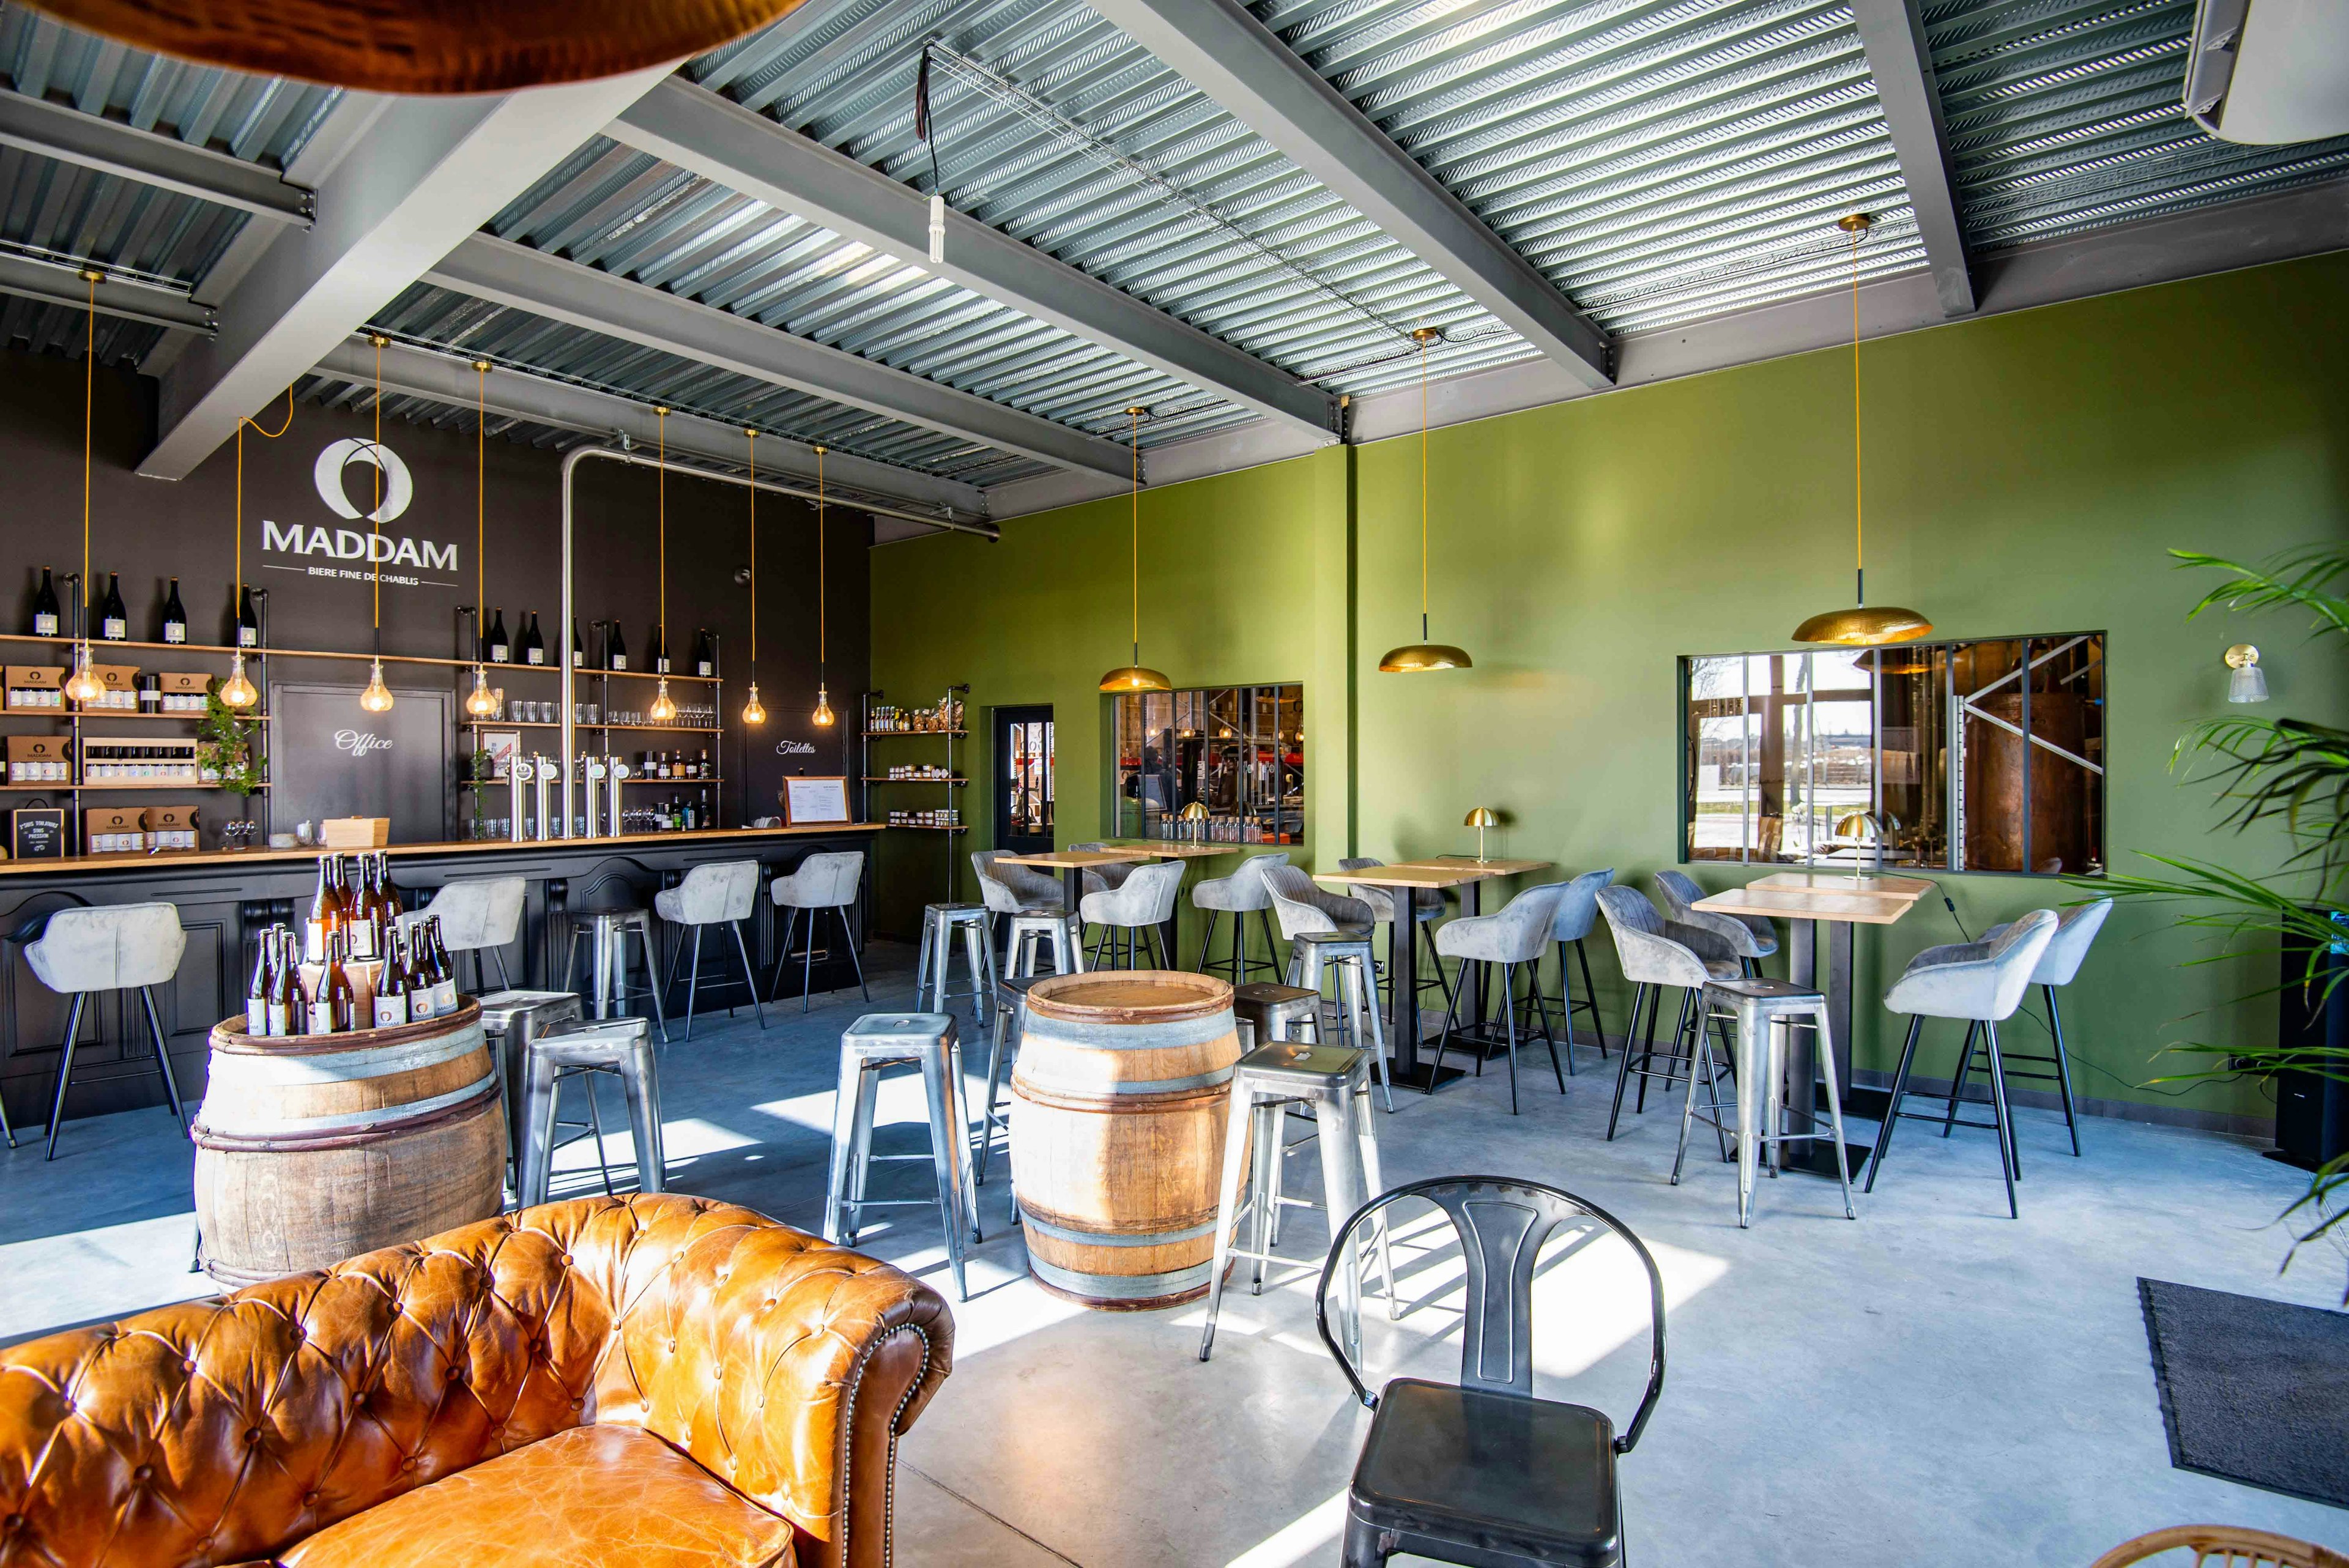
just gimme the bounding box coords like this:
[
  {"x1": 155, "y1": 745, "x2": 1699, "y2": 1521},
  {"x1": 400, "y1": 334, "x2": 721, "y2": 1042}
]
[
  {"x1": 1316, "y1": 856, "x2": 1551, "y2": 1091},
  {"x1": 1102, "y1": 841, "x2": 1248, "y2": 969},
  {"x1": 1692, "y1": 871, "x2": 1931, "y2": 1173}
]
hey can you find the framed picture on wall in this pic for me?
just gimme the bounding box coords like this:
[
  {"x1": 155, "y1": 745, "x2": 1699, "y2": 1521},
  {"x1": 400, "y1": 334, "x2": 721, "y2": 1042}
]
[
  {"x1": 482, "y1": 731, "x2": 521, "y2": 780},
  {"x1": 782, "y1": 775, "x2": 851, "y2": 825}
]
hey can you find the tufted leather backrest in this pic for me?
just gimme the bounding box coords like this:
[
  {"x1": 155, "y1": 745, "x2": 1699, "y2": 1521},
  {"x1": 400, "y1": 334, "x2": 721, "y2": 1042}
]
[{"x1": 0, "y1": 1195, "x2": 953, "y2": 1568}]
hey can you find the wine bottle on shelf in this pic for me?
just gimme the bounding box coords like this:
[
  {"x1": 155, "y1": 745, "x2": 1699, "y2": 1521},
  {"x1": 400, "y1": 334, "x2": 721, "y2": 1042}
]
[
  {"x1": 100, "y1": 573, "x2": 127, "y2": 641},
  {"x1": 606, "y1": 620, "x2": 628, "y2": 672},
  {"x1": 344, "y1": 857, "x2": 375, "y2": 962},
  {"x1": 161, "y1": 578, "x2": 187, "y2": 644},
  {"x1": 570, "y1": 615, "x2": 586, "y2": 668},
  {"x1": 269, "y1": 929, "x2": 299, "y2": 1037},
  {"x1": 245, "y1": 931, "x2": 272, "y2": 1035},
  {"x1": 426, "y1": 917, "x2": 458, "y2": 1016},
  {"x1": 519, "y1": 611, "x2": 545, "y2": 666},
  {"x1": 374, "y1": 929, "x2": 410, "y2": 1027},
  {"x1": 650, "y1": 623, "x2": 669, "y2": 675},
  {"x1": 409, "y1": 924, "x2": 437, "y2": 1017},
  {"x1": 692, "y1": 628, "x2": 713, "y2": 678},
  {"x1": 236, "y1": 586, "x2": 261, "y2": 649},
  {"x1": 309, "y1": 934, "x2": 349, "y2": 1035},
  {"x1": 305, "y1": 855, "x2": 341, "y2": 961},
  {"x1": 376, "y1": 853, "x2": 402, "y2": 925},
  {"x1": 32, "y1": 566, "x2": 59, "y2": 636},
  {"x1": 486, "y1": 608, "x2": 510, "y2": 664}
]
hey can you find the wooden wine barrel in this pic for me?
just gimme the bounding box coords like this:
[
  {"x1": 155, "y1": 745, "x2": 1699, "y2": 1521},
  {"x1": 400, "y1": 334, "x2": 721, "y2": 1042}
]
[
  {"x1": 1009, "y1": 970, "x2": 1242, "y2": 1310},
  {"x1": 191, "y1": 1000, "x2": 504, "y2": 1288}
]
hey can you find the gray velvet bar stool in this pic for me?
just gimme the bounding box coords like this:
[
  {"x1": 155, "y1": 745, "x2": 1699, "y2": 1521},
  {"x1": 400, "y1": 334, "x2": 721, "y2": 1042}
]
[
  {"x1": 564, "y1": 908, "x2": 669, "y2": 1043},
  {"x1": 653, "y1": 860, "x2": 764, "y2": 1041},
  {"x1": 1597, "y1": 886, "x2": 1742, "y2": 1142},
  {"x1": 915, "y1": 902, "x2": 997, "y2": 1027},
  {"x1": 1946, "y1": 897, "x2": 2112, "y2": 1156},
  {"x1": 1198, "y1": 1039, "x2": 1394, "y2": 1364},
  {"x1": 1520, "y1": 868, "x2": 1614, "y2": 1066},
  {"x1": 1266, "y1": 865, "x2": 1393, "y2": 1112},
  {"x1": 1655, "y1": 868, "x2": 1779, "y2": 978},
  {"x1": 1868, "y1": 910, "x2": 2060, "y2": 1218},
  {"x1": 1080, "y1": 860, "x2": 1183, "y2": 970},
  {"x1": 398, "y1": 877, "x2": 524, "y2": 994},
  {"x1": 826, "y1": 1011, "x2": 979, "y2": 1301},
  {"x1": 1192, "y1": 852, "x2": 1288, "y2": 985},
  {"x1": 1429, "y1": 881, "x2": 1570, "y2": 1114},
  {"x1": 518, "y1": 1016, "x2": 665, "y2": 1208},
  {"x1": 771, "y1": 850, "x2": 870, "y2": 1012},
  {"x1": 29, "y1": 903, "x2": 191, "y2": 1159},
  {"x1": 974, "y1": 850, "x2": 1080, "y2": 977}
]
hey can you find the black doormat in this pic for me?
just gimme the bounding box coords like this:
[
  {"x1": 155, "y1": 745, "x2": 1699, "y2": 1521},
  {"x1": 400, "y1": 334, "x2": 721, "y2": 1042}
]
[{"x1": 2139, "y1": 1278, "x2": 2349, "y2": 1509}]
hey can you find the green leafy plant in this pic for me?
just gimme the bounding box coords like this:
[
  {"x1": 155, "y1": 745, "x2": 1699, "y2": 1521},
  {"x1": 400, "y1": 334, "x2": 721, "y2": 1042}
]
[
  {"x1": 2090, "y1": 544, "x2": 2348, "y2": 1290},
  {"x1": 195, "y1": 681, "x2": 263, "y2": 798}
]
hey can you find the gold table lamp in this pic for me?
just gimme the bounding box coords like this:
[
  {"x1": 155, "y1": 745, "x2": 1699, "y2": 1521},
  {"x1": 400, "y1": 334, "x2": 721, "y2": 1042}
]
[{"x1": 1464, "y1": 807, "x2": 1498, "y2": 863}]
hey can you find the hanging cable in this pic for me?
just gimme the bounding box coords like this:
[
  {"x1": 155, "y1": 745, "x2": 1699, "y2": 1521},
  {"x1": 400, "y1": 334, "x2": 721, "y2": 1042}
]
[
  {"x1": 742, "y1": 428, "x2": 765, "y2": 725},
  {"x1": 916, "y1": 43, "x2": 946, "y2": 264},
  {"x1": 649, "y1": 408, "x2": 677, "y2": 724},
  {"x1": 359, "y1": 336, "x2": 393, "y2": 711},
  {"x1": 811, "y1": 444, "x2": 834, "y2": 727}
]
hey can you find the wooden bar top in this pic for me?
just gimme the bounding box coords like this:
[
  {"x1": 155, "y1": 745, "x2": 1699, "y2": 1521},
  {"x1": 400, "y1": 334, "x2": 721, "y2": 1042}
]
[
  {"x1": 1694, "y1": 871, "x2": 1929, "y2": 926},
  {"x1": 0, "y1": 822, "x2": 881, "y2": 879},
  {"x1": 996, "y1": 848, "x2": 1154, "y2": 869},
  {"x1": 1319, "y1": 856, "x2": 1552, "y2": 890}
]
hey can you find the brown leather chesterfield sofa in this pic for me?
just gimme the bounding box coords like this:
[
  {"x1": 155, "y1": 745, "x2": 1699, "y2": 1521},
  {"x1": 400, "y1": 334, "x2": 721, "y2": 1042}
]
[{"x1": 0, "y1": 1195, "x2": 953, "y2": 1568}]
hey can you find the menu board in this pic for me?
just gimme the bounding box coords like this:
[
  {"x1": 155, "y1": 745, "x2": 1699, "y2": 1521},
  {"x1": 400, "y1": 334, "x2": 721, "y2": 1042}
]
[{"x1": 782, "y1": 775, "x2": 851, "y2": 825}]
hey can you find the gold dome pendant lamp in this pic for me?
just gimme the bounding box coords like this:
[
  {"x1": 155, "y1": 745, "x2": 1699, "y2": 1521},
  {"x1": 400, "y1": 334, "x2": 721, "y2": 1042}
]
[
  {"x1": 741, "y1": 428, "x2": 766, "y2": 726},
  {"x1": 811, "y1": 444, "x2": 834, "y2": 728},
  {"x1": 1379, "y1": 327, "x2": 1472, "y2": 673},
  {"x1": 32, "y1": 0, "x2": 814, "y2": 95},
  {"x1": 647, "y1": 407, "x2": 678, "y2": 726},
  {"x1": 463, "y1": 359, "x2": 500, "y2": 718},
  {"x1": 1099, "y1": 406, "x2": 1171, "y2": 694},
  {"x1": 1792, "y1": 214, "x2": 1932, "y2": 648}
]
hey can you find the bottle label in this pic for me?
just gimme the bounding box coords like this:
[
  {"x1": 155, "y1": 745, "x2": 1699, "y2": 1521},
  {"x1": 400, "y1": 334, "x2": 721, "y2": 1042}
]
[
  {"x1": 490, "y1": 644, "x2": 508, "y2": 662},
  {"x1": 266, "y1": 1000, "x2": 291, "y2": 1036},
  {"x1": 374, "y1": 995, "x2": 407, "y2": 1029},
  {"x1": 246, "y1": 997, "x2": 269, "y2": 1035},
  {"x1": 307, "y1": 1000, "x2": 338, "y2": 1035},
  {"x1": 32, "y1": 613, "x2": 56, "y2": 635},
  {"x1": 433, "y1": 978, "x2": 458, "y2": 1014},
  {"x1": 347, "y1": 921, "x2": 377, "y2": 961},
  {"x1": 239, "y1": 626, "x2": 258, "y2": 648},
  {"x1": 102, "y1": 617, "x2": 125, "y2": 639},
  {"x1": 697, "y1": 661, "x2": 713, "y2": 677},
  {"x1": 571, "y1": 649, "x2": 584, "y2": 666},
  {"x1": 611, "y1": 655, "x2": 626, "y2": 671},
  {"x1": 525, "y1": 648, "x2": 544, "y2": 666},
  {"x1": 305, "y1": 921, "x2": 326, "y2": 962},
  {"x1": 164, "y1": 624, "x2": 185, "y2": 644}
]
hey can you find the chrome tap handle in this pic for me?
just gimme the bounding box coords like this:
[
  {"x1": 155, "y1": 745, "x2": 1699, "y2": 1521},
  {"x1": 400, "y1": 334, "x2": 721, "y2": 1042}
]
[{"x1": 508, "y1": 758, "x2": 535, "y2": 844}]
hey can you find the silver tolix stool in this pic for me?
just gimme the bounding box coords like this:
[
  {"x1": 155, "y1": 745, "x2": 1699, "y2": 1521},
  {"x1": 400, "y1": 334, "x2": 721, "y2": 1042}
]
[
  {"x1": 1285, "y1": 929, "x2": 1393, "y2": 1112},
  {"x1": 1233, "y1": 982, "x2": 1323, "y2": 1050},
  {"x1": 565, "y1": 908, "x2": 669, "y2": 1042},
  {"x1": 827, "y1": 1012, "x2": 980, "y2": 1301},
  {"x1": 978, "y1": 975, "x2": 1045, "y2": 1207},
  {"x1": 1003, "y1": 910, "x2": 1082, "y2": 978},
  {"x1": 1679, "y1": 978, "x2": 1857, "y2": 1227},
  {"x1": 1199, "y1": 1041, "x2": 1395, "y2": 1363},
  {"x1": 477, "y1": 990, "x2": 584, "y2": 1186},
  {"x1": 519, "y1": 1017, "x2": 665, "y2": 1208},
  {"x1": 915, "y1": 903, "x2": 997, "y2": 1028}
]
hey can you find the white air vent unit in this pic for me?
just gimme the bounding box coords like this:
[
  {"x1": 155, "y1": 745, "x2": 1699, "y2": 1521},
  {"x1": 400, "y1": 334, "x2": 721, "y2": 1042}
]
[{"x1": 2184, "y1": 0, "x2": 2349, "y2": 144}]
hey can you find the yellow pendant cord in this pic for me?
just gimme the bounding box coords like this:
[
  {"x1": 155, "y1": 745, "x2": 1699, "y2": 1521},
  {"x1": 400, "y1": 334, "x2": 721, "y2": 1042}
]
[
  {"x1": 817, "y1": 444, "x2": 826, "y2": 667},
  {"x1": 477, "y1": 360, "x2": 487, "y2": 619},
  {"x1": 747, "y1": 429, "x2": 758, "y2": 664},
  {"x1": 1852, "y1": 222, "x2": 1863, "y2": 604},
  {"x1": 371, "y1": 335, "x2": 384, "y2": 638},
  {"x1": 1129, "y1": 407, "x2": 1141, "y2": 666},
  {"x1": 81, "y1": 272, "x2": 92, "y2": 626},
  {"x1": 657, "y1": 407, "x2": 667, "y2": 652},
  {"x1": 1419, "y1": 330, "x2": 1430, "y2": 639}
]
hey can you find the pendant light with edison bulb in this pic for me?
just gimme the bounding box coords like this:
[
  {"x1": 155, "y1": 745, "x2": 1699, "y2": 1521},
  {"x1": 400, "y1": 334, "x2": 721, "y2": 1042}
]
[
  {"x1": 218, "y1": 387, "x2": 290, "y2": 711},
  {"x1": 1791, "y1": 214, "x2": 1932, "y2": 648},
  {"x1": 1378, "y1": 329, "x2": 1472, "y2": 674},
  {"x1": 357, "y1": 335, "x2": 395, "y2": 714},
  {"x1": 647, "y1": 408, "x2": 678, "y2": 726},
  {"x1": 464, "y1": 360, "x2": 499, "y2": 718},
  {"x1": 741, "y1": 428, "x2": 766, "y2": 726},
  {"x1": 811, "y1": 445, "x2": 834, "y2": 727},
  {"x1": 62, "y1": 272, "x2": 105, "y2": 706},
  {"x1": 1099, "y1": 407, "x2": 1171, "y2": 694}
]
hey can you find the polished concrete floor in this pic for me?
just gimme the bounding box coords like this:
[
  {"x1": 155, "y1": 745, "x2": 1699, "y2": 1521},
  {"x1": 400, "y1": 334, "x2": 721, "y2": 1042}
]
[{"x1": 4, "y1": 944, "x2": 2343, "y2": 1566}]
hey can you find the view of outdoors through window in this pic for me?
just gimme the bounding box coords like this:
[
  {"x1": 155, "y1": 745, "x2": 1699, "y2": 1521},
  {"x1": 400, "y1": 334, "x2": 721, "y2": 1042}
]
[
  {"x1": 1115, "y1": 685, "x2": 1304, "y2": 843},
  {"x1": 1683, "y1": 634, "x2": 2104, "y2": 876}
]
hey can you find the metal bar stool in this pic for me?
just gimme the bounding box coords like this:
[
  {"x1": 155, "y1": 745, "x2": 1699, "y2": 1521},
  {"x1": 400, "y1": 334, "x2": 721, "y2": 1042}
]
[
  {"x1": 974, "y1": 850, "x2": 1082, "y2": 977},
  {"x1": 1265, "y1": 865, "x2": 1393, "y2": 1112},
  {"x1": 518, "y1": 1017, "x2": 665, "y2": 1208},
  {"x1": 1233, "y1": 982, "x2": 1329, "y2": 1249},
  {"x1": 1193, "y1": 852, "x2": 1288, "y2": 986},
  {"x1": 563, "y1": 908, "x2": 669, "y2": 1043},
  {"x1": 915, "y1": 902, "x2": 998, "y2": 1028},
  {"x1": 1199, "y1": 1039, "x2": 1394, "y2": 1362},
  {"x1": 827, "y1": 1011, "x2": 980, "y2": 1301},
  {"x1": 1677, "y1": 978, "x2": 1857, "y2": 1226},
  {"x1": 1942, "y1": 898, "x2": 2111, "y2": 1158},
  {"x1": 398, "y1": 877, "x2": 524, "y2": 995},
  {"x1": 977, "y1": 975, "x2": 1043, "y2": 1205},
  {"x1": 1003, "y1": 911, "x2": 1081, "y2": 977},
  {"x1": 1596, "y1": 886, "x2": 1743, "y2": 1141},
  {"x1": 477, "y1": 990, "x2": 584, "y2": 1188},
  {"x1": 654, "y1": 860, "x2": 765, "y2": 1042},
  {"x1": 28, "y1": 903, "x2": 191, "y2": 1159},
  {"x1": 1428, "y1": 881, "x2": 1571, "y2": 1115}
]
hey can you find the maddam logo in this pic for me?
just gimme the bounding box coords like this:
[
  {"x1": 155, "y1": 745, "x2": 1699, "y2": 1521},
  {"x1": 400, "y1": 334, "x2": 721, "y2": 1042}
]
[{"x1": 261, "y1": 438, "x2": 460, "y2": 583}]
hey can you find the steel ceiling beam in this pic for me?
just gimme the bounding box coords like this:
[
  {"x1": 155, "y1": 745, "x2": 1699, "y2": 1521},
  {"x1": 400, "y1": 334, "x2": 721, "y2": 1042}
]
[
  {"x1": 311, "y1": 335, "x2": 989, "y2": 521},
  {"x1": 1088, "y1": 0, "x2": 1614, "y2": 389},
  {"x1": 1849, "y1": 0, "x2": 1975, "y2": 316},
  {"x1": 0, "y1": 253, "x2": 214, "y2": 333},
  {"x1": 609, "y1": 77, "x2": 1340, "y2": 441},
  {"x1": 427, "y1": 232, "x2": 1134, "y2": 480},
  {"x1": 0, "y1": 88, "x2": 313, "y2": 225},
  {"x1": 138, "y1": 70, "x2": 675, "y2": 482}
]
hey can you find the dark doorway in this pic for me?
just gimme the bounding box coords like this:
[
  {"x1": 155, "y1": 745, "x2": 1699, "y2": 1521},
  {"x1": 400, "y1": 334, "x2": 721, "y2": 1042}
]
[{"x1": 995, "y1": 706, "x2": 1055, "y2": 853}]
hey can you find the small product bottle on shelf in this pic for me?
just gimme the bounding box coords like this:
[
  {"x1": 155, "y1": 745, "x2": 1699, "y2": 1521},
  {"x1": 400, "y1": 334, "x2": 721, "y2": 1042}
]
[
  {"x1": 650, "y1": 623, "x2": 669, "y2": 675},
  {"x1": 607, "y1": 621, "x2": 628, "y2": 672},
  {"x1": 486, "y1": 608, "x2": 510, "y2": 664},
  {"x1": 100, "y1": 572, "x2": 127, "y2": 641},
  {"x1": 519, "y1": 611, "x2": 545, "y2": 666},
  {"x1": 692, "y1": 628, "x2": 713, "y2": 679},
  {"x1": 32, "y1": 565, "x2": 59, "y2": 636},
  {"x1": 161, "y1": 578, "x2": 187, "y2": 644}
]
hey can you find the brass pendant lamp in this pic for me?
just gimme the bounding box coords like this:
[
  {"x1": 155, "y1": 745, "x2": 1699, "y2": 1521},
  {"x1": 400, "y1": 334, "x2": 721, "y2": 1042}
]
[
  {"x1": 62, "y1": 271, "x2": 105, "y2": 707},
  {"x1": 1379, "y1": 327, "x2": 1472, "y2": 673},
  {"x1": 464, "y1": 359, "x2": 500, "y2": 718},
  {"x1": 32, "y1": 0, "x2": 814, "y2": 95},
  {"x1": 648, "y1": 407, "x2": 678, "y2": 725},
  {"x1": 741, "y1": 428, "x2": 766, "y2": 726},
  {"x1": 1791, "y1": 214, "x2": 1932, "y2": 647},
  {"x1": 811, "y1": 444, "x2": 834, "y2": 727},
  {"x1": 1099, "y1": 406, "x2": 1171, "y2": 694},
  {"x1": 358, "y1": 334, "x2": 396, "y2": 713}
]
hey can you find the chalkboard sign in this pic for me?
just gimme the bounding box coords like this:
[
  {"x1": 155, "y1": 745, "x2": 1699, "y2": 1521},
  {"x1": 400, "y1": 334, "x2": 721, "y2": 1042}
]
[
  {"x1": 12, "y1": 804, "x2": 64, "y2": 860},
  {"x1": 269, "y1": 682, "x2": 455, "y2": 844}
]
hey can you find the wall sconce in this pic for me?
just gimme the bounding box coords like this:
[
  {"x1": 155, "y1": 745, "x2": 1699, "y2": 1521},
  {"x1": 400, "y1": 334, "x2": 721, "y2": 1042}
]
[{"x1": 2225, "y1": 644, "x2": 2269, "y2": 704}]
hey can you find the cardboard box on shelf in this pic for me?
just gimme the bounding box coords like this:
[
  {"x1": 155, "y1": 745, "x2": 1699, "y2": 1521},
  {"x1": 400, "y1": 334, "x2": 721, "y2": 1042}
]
[
  {"x1": 5, "y1": 665, "x2": 64, "y2": 710},
  {"x1": 158, "y1": 672, "x2": 213, "y2": 713},
  {"x1": 6, "y1": 734, "x2": 70, "y2": 784},
  {"x1": 84, "y1": 806, "x2": 143, "y2": 855},
  {"x1": 141, "y1": 804, "x2": 199, "y2": 852}
]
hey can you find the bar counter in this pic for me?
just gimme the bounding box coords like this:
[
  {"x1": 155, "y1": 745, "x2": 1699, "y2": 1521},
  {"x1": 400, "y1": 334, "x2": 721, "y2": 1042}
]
[{"x1": 0, "y1": 823, "x2": 882, "y2": 1131}]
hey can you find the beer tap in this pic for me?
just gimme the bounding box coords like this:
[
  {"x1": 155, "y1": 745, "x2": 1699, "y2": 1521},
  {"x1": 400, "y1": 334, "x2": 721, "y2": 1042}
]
[
  {"x1": 530, "y1": 753, "x2": 555, "y2": 842},
  {"x1": 584, "y1": 754, "x2": 609, "y2": 840},
  {"x1": 606, "y1": 754, "x2": 631, "y2": 836},
  {"x1": 507, "y1": 757, "x2": 532, "y2": 843}
]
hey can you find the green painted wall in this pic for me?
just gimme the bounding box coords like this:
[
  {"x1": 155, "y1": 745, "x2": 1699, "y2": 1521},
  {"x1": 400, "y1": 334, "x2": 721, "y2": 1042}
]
[{"x1": 872, "y1": 250, "x2": 2349, "y2": 1125}]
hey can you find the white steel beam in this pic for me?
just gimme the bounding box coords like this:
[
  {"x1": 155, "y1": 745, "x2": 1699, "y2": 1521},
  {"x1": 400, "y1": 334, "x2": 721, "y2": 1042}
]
[{"x1": 0, "y1": 87, "x2": 313, "y2": 223}]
